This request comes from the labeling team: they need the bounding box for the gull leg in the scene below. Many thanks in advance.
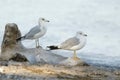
[72,50,80,61]
[36,39,39,48]
[38,38,40,47]
[35,39,38,48]
[73,50,77,58]
[36,39,42,48]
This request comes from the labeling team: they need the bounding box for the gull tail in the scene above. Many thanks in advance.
[16,36,25,42]
[47,45,61,50]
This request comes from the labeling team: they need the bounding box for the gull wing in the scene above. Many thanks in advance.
[25,25,41,39]
[60,37,80,49]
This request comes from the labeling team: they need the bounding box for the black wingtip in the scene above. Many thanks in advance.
[47,45,59,50]
[16,37,21,42]
[16,36,25,42]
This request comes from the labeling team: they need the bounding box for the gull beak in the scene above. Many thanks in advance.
[84,34,87,36]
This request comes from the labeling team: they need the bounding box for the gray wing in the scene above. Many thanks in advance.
[25,25,41,39]
[60,37,80,49]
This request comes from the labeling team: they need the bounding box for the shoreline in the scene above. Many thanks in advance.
[0,61,120,80]
[88,64,120,71]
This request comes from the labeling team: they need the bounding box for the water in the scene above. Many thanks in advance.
[0,0,120,68]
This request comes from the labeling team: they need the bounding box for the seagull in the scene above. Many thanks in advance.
[47,31,87,60]
[17,17,50,48]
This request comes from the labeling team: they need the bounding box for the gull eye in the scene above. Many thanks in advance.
[42,18,45,20]
[80,33,82,34]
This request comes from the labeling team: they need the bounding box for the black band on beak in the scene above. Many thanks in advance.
[84,34,87,36]
[47,20,50,22]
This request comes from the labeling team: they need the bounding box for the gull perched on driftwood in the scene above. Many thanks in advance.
[47,31,87,60]
[17,17,49,48]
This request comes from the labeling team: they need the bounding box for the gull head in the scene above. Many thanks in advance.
[38,17,50,26]
[76,31,87,37]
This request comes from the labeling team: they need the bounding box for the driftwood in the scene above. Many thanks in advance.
[0,23,25,60]
[0,23,86,66]
[0,23,66,63]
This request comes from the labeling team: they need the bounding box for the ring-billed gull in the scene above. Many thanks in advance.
[17,17,49,48]
[47,31,87,60]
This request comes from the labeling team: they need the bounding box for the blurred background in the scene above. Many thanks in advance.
[0,0,120,68]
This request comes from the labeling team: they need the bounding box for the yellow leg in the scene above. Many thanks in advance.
[72,50,80,61]
[73,50,77,58]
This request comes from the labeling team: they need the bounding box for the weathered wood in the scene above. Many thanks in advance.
[0,23,24,60]
[0,23,86,66]
[10,53,28,62]
[0,23,67,64]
